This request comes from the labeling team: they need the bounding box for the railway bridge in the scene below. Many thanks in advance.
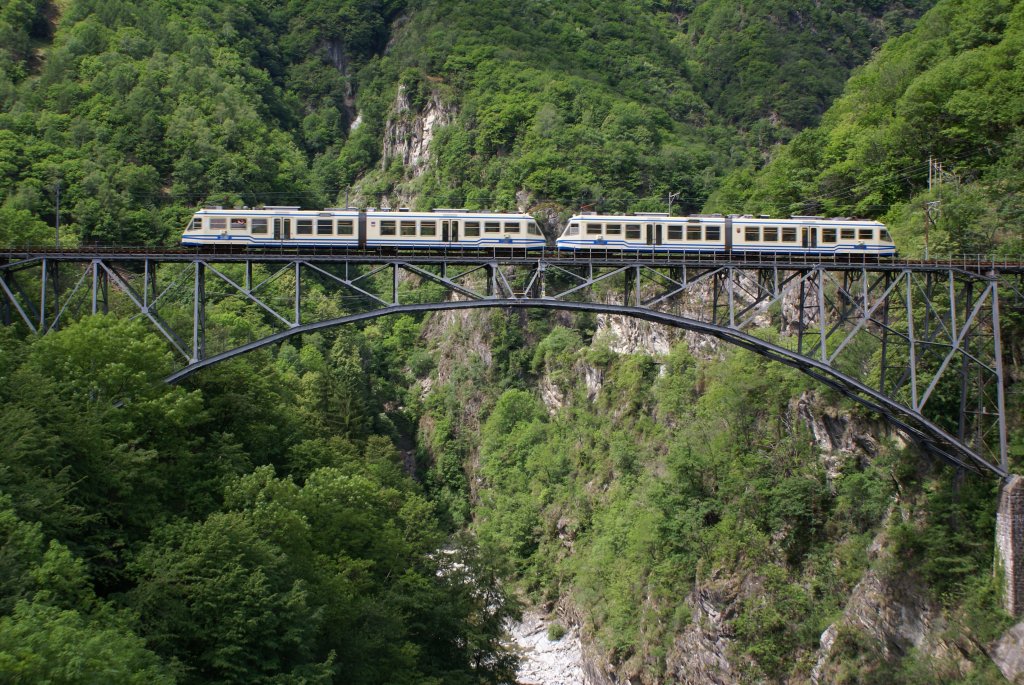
[2,247,1024,612]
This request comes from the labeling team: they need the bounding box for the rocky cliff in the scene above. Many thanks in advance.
[415,302,1014,684]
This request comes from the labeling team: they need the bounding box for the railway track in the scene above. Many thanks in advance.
[2,245,1023,274]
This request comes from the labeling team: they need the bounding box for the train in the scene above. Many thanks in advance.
[182,207,897,256]
[557,213,896,256]
[181,206,546,249]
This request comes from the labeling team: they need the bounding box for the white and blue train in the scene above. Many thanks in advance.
[182,207,896,257]
[181,206,546,249]
[556,213,896,256]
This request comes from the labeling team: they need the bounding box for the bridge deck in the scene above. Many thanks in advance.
[2,247,1023,275]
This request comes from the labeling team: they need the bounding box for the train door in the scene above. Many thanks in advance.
[646,224,662,245]
[801,225,816,249]
[449,220,459,243]
[274,218,290,241]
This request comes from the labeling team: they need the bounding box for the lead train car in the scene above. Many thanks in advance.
[556,213,897,256]
[181,207,546,249]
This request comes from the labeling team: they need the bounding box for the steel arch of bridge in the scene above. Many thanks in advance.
[1,249,1020,478]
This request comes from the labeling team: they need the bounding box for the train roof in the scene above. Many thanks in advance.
[567,213,883,225]
[194,207,535,218]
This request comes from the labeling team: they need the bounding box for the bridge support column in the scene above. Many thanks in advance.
[0,269,9,326]
[997,475,1024,616]
[192,262,205,363]
[91,261,108,315]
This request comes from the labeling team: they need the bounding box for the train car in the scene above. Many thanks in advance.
[555,213,897,256]
[556,213,726,253]
[181,207,547,249]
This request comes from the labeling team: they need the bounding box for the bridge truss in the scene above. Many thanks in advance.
[1,249,1020,478]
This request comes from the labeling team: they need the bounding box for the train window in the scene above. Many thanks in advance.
[586,223,602,235]
[626,224,641,239]
[782,226,797,242]
[566,223,579,236]
[337,220,353,235]
[687,224,702,241]
[251,218,268,235]
[297,219,313,235]
[420,221,436,236]
[400,220,416,236]
[504,221,520,233]
[210,218,227,230]
[880,229,892,242]
[821,228,837,243]
[745,225,760,241]
[190,217,202,231]
[464,221,480,237]
[841,228,856,240]
[605,224,621,235]
[763,226,778,242]
[381,220,396,236]
[858,228,874,240]
[668,225,683,240]
[705,224,721,241]
[528,222,542,236]
[485,221,501,233]
[230,217,247,231]
[317,219,333,235]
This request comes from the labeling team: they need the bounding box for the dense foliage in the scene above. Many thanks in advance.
[709,0,1024,258]
[423,314,1014,682]
[355,0,932,212]
[0,0,407,244]
[0,314,519,684]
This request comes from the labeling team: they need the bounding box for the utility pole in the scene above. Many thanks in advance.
[668,191,680,216]
[925,156,943,260]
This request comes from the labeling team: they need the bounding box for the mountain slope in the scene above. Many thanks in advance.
[706,0,1024,257]
[0,0,931,243]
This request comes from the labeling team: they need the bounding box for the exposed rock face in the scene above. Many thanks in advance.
[992,621,1024,684]
[538,359,604,414]
[665,575,743,685]
[810,567,976,683]
[422,306,493,389]
[997,476,1024,616]
[596,314,675,356]
[324,39,358,129]
[591,266,824,362]
[381,83,454,175]
[791,390,908,483]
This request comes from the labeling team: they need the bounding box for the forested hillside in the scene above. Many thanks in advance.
[429,309,1016,683]
[0,312,522,683]
[709,0,1024,257]
[0,0,928,243]
[2,0,1024,684]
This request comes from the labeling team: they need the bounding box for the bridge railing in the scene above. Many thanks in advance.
[1,245,1022,271]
